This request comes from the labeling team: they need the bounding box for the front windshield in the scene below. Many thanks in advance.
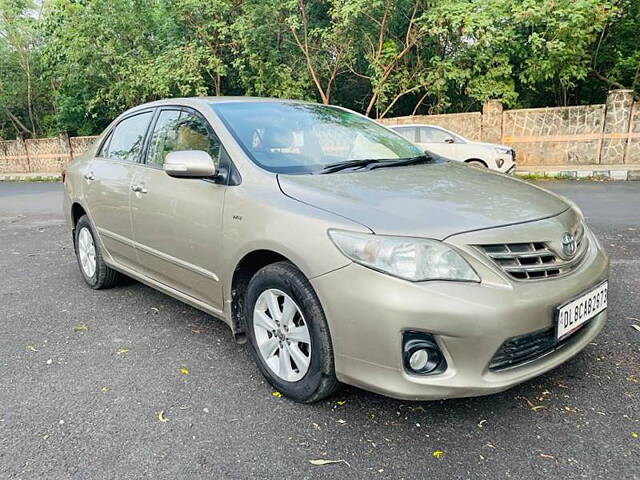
[211,101,423,174]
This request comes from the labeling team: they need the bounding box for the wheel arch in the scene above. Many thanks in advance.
[464,158,488,168]
[70,202,89,248]
[230,249,296,341]
[71,202,87,227]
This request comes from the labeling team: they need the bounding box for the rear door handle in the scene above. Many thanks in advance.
[131,184,148,194]
[84,172,95,181]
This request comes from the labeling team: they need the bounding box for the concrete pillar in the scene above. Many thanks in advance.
[481,100,503,144]
[58,132,72,169]
[599,89,634,164]
[16,137,31,173]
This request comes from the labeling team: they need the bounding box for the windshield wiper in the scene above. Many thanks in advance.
[316,158,382,174]
[367,154,435,170]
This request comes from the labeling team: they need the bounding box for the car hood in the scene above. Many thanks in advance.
[277,162,569,239]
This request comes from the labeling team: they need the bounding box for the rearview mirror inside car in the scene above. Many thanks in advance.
[444,137,454,144]
[164,150,216,178]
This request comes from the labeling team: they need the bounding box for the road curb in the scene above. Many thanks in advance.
[0,173,61,182]
[516,168,640,181]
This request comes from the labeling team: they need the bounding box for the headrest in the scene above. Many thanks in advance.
[261,126,293,149]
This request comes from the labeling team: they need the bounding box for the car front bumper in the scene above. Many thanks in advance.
[310,228,608,400]
[495,152,516,174]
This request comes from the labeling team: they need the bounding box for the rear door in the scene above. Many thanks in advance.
[82,110,154,269]
[129,107,226,309]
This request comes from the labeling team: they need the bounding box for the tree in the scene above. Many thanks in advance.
[0,0,44,137]
[0,0,636,138]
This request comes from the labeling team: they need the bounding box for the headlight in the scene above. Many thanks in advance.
[328,230,480,282]
[494,147,511,155]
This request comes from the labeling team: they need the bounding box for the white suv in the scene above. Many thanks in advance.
[390,124,516,174]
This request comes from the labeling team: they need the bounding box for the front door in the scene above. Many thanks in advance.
[417,126,460,160]
[130,107,226,309]
[82,110,154,269]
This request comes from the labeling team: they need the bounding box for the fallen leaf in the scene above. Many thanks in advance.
[117,348,129,355]
[337,419,346,424]
[100,386,110,392]
[309,459,349,466]
[180,367,190,375]
[478,419,487,428]
[46,359,52,365]
[272,391,282,398]
[520,396,546,411]
[631,432,638,439]
[336,400,346,406]
[540,454,555,460]
[157,411,168,422]
[432,450,444,459]
[42,434,49,440]
[26,344,38,352]
[74,324,88,332]
[631,324,640,332]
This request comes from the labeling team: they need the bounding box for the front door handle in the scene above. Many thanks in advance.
[84,172,95,181]
[131,184,148,194]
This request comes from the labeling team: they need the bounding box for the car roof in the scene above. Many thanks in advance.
[126,96,317,113]
[389,124,447,129]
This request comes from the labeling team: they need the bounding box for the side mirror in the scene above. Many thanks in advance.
[164,150,216,178]
[444,137,455,144]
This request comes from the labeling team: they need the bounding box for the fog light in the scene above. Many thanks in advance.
[409,349,429,370]
[402,332,447,375]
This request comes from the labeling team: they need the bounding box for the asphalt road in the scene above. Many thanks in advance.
[1,181,638,479]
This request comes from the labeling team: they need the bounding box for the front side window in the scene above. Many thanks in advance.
[212,102,423,174]
[147,109,220,167]
[106,112,153,162]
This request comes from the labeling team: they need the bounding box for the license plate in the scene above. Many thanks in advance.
[556,281,608,340]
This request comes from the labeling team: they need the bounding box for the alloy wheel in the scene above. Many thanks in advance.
[78,227,97,278]
[252,289,311,382]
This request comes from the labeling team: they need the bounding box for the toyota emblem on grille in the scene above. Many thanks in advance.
[561,232,577,258]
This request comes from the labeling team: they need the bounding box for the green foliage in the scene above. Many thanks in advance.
[0,0,638,138]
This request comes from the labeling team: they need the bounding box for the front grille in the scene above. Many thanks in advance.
[489,322,588,371]
[477,224,587,280]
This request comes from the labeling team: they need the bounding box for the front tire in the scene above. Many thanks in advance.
[244,261,339,403]
[466,159,488,168]
[74,215,120,289]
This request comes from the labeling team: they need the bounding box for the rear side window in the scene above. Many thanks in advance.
[394,127,417,142]
[420,127,453,143]
[146,109,221,167]
[106,112,153,162]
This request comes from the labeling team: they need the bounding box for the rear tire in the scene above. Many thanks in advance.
[244,261,339,403]
[74,215,120,289]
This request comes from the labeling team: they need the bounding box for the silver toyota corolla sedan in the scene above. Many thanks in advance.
[63,97,609,403]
